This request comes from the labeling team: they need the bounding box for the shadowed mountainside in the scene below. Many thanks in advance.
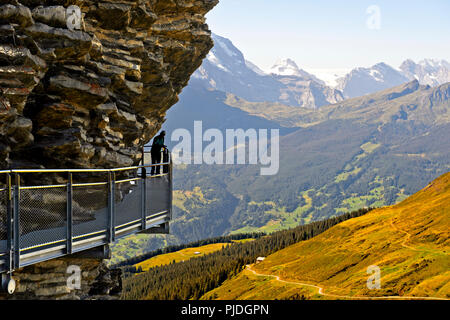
[163,80,450,236]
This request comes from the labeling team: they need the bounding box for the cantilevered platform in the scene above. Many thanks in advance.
[0,152,172,281]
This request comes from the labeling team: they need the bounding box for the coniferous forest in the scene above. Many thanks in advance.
[121,208,372,300]
[113,232,265,269]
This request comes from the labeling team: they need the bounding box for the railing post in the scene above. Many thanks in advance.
[107,171,115,243]
[6,173,13,273]
[161,149,165,175]
[66,172,73,254]
[13,174,20,269]
[141,167,147,230]
[168,152,173,220]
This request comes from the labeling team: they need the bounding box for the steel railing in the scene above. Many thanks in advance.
[0,150,173,274]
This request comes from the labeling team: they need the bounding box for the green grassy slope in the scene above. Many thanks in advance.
[203,173,450,300]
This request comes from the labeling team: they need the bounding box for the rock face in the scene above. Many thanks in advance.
[272,74,344,108]
[0,253,122,300]
[0,0,218,169]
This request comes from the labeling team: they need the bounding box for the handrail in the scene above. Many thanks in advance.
[0,162,170,174]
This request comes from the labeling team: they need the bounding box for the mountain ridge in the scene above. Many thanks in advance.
[223,80,450,128]
[193,33,450,107]
[336,62,411,98]
[193,33,345,109]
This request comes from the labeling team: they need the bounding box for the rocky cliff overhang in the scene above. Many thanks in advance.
[0,0,218,169]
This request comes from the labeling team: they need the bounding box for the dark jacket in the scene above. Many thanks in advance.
[151,134,165,154]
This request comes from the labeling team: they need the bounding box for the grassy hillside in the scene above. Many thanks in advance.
[132,239,257,273]
[109,234,178,266]
[203,172,450,300]
[120,208,371,300]
[134,243,231,272]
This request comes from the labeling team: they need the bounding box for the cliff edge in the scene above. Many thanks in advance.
[0,0,217,300]
[0,0,218,169]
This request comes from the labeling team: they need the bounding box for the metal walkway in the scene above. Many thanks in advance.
[0,151,172,278]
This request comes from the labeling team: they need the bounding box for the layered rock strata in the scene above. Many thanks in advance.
[0,0,218,169]
[0,252,122,300]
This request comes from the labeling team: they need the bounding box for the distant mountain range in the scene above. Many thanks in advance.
[115,34,450,263]
[192,34,344,109]
[335,62,411,99]
[224,80,450,128]
[193,33,450,105]
[337,59,450,99]
[400,59,450,87]
[269,58,324,84]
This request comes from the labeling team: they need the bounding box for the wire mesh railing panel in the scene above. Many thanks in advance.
[0,155,172,272]
[0,188,7,252]
[73,184,108,238]
[115,179,142,227]
[146,175,170,217]
[19,187,67,249]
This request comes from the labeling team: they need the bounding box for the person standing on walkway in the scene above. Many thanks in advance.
[150,131,166,175]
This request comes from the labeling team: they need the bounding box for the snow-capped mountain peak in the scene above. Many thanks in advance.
[336,62,411,98]
[302,68,351,88]
[192,36,343,109]
[418,58,448,68]
[213,35,238,58]
[191,33,449,108]
[400,58,450,87]
[245,60,267,76]
[268,58,327,85]
[269,58,303,76]
[208,34,246,67]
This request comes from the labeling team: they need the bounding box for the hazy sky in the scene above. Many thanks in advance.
[206,0,450,71]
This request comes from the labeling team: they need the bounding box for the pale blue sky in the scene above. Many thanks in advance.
[206,0,450,70]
